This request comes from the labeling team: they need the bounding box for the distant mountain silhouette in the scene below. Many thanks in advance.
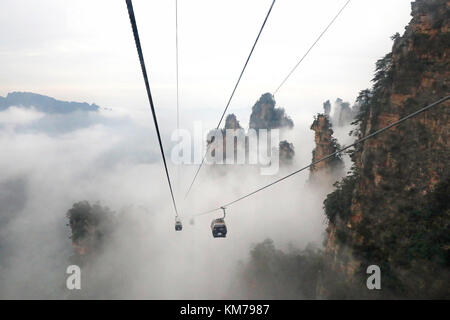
[0,92,99,114]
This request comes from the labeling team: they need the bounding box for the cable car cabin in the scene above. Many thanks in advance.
[211,218,227,238]
[175,220,183,231]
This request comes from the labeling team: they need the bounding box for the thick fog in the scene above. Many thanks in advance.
[0,99,357,299]
[0,0,426,300]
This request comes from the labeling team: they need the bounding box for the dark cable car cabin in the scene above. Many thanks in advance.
[211,207,227,238]
[175,219,183,231]
[211,218,227,238]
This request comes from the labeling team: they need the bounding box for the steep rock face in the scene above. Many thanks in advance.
[332,98,354,127]
[309,114,344,186]
[321,0,450,299]
[249,93,295,165]
[249,93,294,130]
[207,94,296,165]
[279,140,295,166]
[323,100,331,116]
[224,113,242,130]
[207,114,245,163]
[321,98,359,128]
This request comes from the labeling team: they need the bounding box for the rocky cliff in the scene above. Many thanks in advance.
[309,114,344,186]
[207,114,245,164]
[249,93,294,130]
[332,98,357,127]
[320,0,450,299]
[248,93,295,165]
[207,93,295,165]
[320,98,359,127]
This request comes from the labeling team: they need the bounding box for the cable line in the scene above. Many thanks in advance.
[185,0,277,199]
[175,0,180,135]
[126,0,179,217]
[191,95,450,217]
[273,0,351,95]
[175,0,181,200]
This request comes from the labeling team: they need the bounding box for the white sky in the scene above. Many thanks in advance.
[0,0,413,131]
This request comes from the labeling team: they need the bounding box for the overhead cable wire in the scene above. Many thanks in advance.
[175,0,181,200]
[191,95,450,217]
[175,0,180,135]
[185,0,277,199]
[126,0,179,217]
[273,0,351,95]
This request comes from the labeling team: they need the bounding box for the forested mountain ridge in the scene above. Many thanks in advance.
[0,92,99,113]
[319,0,450,299]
